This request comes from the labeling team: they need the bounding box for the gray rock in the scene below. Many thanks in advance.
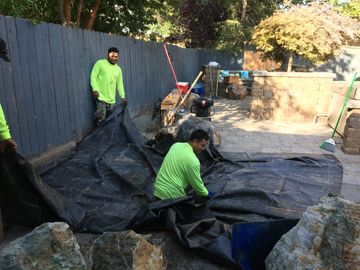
[265,195,360,270]
[175,115,221,146]
[91,230,166,270]
[0,222,86,270]
[227,84,248,100]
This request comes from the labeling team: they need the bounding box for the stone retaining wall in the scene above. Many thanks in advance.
[250,72,336,121]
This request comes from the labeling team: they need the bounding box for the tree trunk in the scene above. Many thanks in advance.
[63,0,72,26]
[287,52,293,72]
[86,0,101,30]
[76,0,83,27]
[241,0,247,22]
[58,0,65,24]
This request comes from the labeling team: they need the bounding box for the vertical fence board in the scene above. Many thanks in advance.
[24,21,47,154]
[82,29,97,133]
[15,18,40,155]
[33,22,60,148]
[62,27,79,139]
[6,17,32,155]
[49,24,72,144]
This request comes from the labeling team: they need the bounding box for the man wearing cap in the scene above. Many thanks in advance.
[0,38,17,152]
[90,47,127,125]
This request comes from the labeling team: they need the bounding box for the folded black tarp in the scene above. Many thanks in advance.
[0,107,343,269]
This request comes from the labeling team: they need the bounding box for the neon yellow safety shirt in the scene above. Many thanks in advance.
[90,59,125,104]
[0,103,11,140]
[154,142,209,200]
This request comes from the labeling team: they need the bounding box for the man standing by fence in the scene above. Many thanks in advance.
[0,38,17,152]
[90,47,127,125]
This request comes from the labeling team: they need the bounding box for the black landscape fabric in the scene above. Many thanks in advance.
[0,107,343,267]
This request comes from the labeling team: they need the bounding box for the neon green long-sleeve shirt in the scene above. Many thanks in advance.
[0,103,11,140]
[154,142,209,200]
[90,59,125,104]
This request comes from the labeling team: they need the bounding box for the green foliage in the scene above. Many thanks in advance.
[251,3,359,66]
[159,0,284,50]
[288,0,360,19]
[214,20,245,52]
[92,0,163,36]
[144,2,179,42]
[0,0,59,23]
[339,0,360,18]
[0,0,163,36]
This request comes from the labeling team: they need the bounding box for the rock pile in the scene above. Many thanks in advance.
[266,195,360,270]
[0,223,166,270]
[0,222,86,270]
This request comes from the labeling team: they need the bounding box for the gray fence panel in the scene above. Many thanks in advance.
[62,26,78,139]
[80,30,94,136]
[6,17,33,155]
[49,24,73,146]
[34,22,62,149]
[0,16,242,157]
[19,19,46,155]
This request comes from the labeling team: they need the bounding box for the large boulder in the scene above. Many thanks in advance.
[266,195,360,270]
[227,84,248,100]
[0,222,86,270]
[91,230,166,270]
[175,115,221,146]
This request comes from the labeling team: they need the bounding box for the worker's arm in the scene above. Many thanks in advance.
[186,162,209,197]
[0,104,11,141]
[0,104,17,151]
[90,61,101,98]
[116,68,126,100]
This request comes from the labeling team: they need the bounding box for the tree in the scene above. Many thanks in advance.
[214,20,245,52]
[0,0,162,34]
[211,0,284,52]
[251,3,359,71]
[173,0,228,48]
[336,0,360,19]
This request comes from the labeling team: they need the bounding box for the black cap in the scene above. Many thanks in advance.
[0,38,10,62]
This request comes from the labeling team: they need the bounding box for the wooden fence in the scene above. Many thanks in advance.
[0,16,242,157]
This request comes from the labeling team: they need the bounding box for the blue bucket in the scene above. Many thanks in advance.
[191,83,205,97]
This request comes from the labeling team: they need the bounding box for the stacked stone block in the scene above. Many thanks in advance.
[250,77,277,119]
[342,112,360,154]
[250,72,335,121]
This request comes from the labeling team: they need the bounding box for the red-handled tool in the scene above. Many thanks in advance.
[163,44,182,96]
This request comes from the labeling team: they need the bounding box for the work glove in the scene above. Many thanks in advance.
[0,138,17,152]
[207,191,215,198]
[92,91,99,99]
[121,98,127,107]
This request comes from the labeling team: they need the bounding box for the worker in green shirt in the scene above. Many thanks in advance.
[154,129,215,200]
[0,38,17,152]
[90,47,127,125]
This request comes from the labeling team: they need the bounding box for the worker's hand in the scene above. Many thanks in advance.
[0,138,17,152]
[121,98,127,106]
[92,91,99,99]
[207,191,215,198]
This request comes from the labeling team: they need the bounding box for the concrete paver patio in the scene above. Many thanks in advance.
[211,98,360,202]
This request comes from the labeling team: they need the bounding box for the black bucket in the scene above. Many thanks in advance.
[191,98,215,117]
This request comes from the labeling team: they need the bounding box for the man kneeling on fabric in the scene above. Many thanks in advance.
[154,129,215,200]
